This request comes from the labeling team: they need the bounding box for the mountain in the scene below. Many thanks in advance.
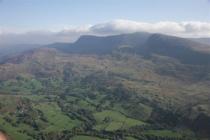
[0,44,41,63]
[144,34,210,65]
[49,32,150,54]
[0,33,210,140]
[191,38,210,46]
[54,32,210,65]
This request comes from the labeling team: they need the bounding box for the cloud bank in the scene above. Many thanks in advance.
[1,19,210,45]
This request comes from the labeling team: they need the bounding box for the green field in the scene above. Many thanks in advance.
[0,116,32,140]
[72,135,108,140]
[125,137,138,140]
[94,110,146,131]
[34,102,81,132]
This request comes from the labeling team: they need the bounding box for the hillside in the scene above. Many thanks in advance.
[0,33,210,140]
[54,33,210,65]
[0,44,41,63]
[191,38,210,46]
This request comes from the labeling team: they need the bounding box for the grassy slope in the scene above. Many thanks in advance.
[94,110,145,131]
[34,102,81,132]
[0,48,209,139]
[0,116,32,140]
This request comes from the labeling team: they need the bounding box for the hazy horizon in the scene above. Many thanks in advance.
[0,0,210,44]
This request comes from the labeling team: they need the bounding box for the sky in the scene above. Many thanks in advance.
[0,0,210,44]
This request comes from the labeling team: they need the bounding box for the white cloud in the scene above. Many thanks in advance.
[90,20,185,35]
[1,19,210,45]
[90,20,210,37]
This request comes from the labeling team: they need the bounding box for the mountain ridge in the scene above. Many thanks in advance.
[50,32,210,65]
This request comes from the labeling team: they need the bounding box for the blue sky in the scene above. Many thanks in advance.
[0,0,210,30]
[0,0,210,45]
